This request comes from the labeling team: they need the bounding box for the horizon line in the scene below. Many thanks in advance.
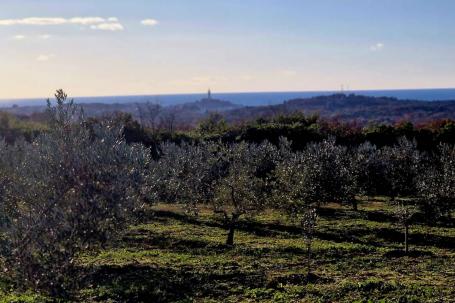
[1,86,455,102]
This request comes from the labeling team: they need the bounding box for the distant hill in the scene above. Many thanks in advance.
[2,88,455,108]
[222,94,455,125]
[2,94,455,127]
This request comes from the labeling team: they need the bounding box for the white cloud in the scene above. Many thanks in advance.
[0,17,67,26]
[13,34,26,40]
[370,42,384,52]
[90,23,124,31]
[69,17,106,25]
[141,19,159,27]
[39,34,51,39]
[0,17,121,27]
[36,54,54,62]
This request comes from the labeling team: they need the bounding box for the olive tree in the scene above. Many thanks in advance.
[379,137,421,202]
[418,143,455,220]
[393,200,418,254]
[0,90,151,296]
[351,142,387,201]
[302,138,357,209]
[273,138,319,277]
[152,140,277,246]
[377,138,422,253]
[152,140,222,214]
[213,141,277,246]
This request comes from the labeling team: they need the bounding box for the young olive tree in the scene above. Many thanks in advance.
[213,141,277,246]
[273,138,319,277]
[301,208,318,277]
[378,138,422,253]
[395,200,417,254]
[418,143,455,220]
[393,200,418,254]
[0,90,151,296]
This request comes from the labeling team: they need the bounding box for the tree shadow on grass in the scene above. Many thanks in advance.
[383,249,434,258]
[316,207,453,227]
[149,210,224,229]
[234,220,455,249]
[120,232,229,253]
[83,263,266,303]
[149,209,455,251]
[374,228,455,249]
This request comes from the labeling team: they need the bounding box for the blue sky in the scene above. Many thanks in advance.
[0,0,454,98]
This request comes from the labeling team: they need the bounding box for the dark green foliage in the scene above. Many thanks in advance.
[197,112,228,135]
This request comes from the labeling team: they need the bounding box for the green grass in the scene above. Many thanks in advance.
[3,200,455,302]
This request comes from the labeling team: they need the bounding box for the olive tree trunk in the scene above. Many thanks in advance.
[306,240,312,277]
[226,214,240,246]
[404,223,409,254]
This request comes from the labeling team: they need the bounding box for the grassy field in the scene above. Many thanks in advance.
[2,200,454,303]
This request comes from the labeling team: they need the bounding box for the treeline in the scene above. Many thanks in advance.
[193,112,455,150]
[0,91,453,298]
[2,103,455,151]
[103,111,455,154]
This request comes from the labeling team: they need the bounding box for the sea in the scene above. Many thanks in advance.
[1,88,455,108]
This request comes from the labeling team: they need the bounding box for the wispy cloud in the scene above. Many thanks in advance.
[90,23,124,31]
[0,17,124,31]
[141,19,159,27]
[12,34,26,40]
[370,42,384,52]
[39,34,51,39]
[36,54,55,62]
